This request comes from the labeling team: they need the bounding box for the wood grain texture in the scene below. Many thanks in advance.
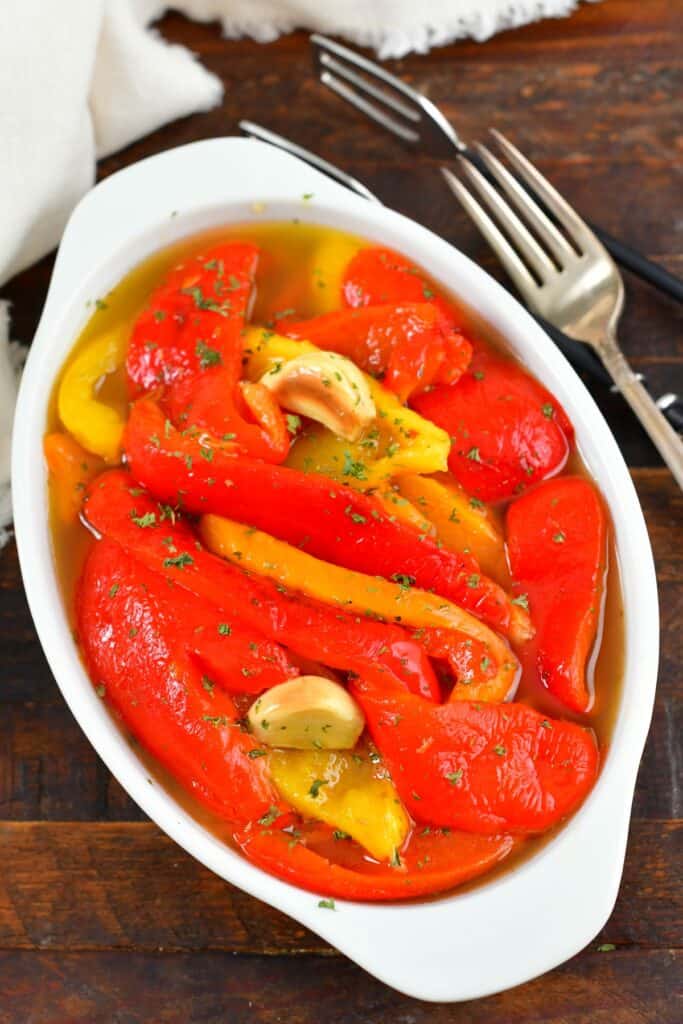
[0,950,681,1024]
[0,0,681,1018]
[0,820,679,953]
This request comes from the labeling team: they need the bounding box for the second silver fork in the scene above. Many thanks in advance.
[443,132,683,489]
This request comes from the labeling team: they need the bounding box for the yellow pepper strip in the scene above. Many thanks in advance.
[200,514,520,702]
[396,473,510,586]
[269,748,409,861]
[242,328,450,487]
[308,236,364,314]
[57,327,128,462]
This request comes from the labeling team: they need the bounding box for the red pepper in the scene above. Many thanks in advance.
[506,476,607,714]
[283,303,472,402]
[341,246,465,329]
[126,243,288,463]
[351,678,599,834]
[77,538,281,824]
[83,470,442,701]
[232,819,520,901]
[412,346,574,502]
[122,398,529,642]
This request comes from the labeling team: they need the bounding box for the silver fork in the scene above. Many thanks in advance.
[443,132,683,488]
[311,33,683,306]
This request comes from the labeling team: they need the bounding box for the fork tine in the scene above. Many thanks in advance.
[311,34,465,155]
[312,34,428,109]
[473,144,576,265]
[441,168,539,298]
[319,53,420,123]
[490,130,596,253]
[456,157,556,282]
[320,70,420,144]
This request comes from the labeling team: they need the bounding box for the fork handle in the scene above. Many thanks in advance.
[590,226,683,305]
[602,343,683,489]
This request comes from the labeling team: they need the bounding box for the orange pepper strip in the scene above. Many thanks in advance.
[44,433,104,524]
[199,513,520,702]
[396,473,510,585]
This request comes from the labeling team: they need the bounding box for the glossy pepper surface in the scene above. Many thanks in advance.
[413,347,574,503]
[126,242,289,462]
[282,303,472,402]
[122,398,530,642]
[232,819,519,901]
[352,678,599,834]
[77,538,281,824]
[82,470,442,701]
[507,475,607,713]
[200,513,519,702]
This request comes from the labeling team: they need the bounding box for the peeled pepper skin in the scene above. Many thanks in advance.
[269,749,410,862]
[122,398,527,641]
[77,539,280,825]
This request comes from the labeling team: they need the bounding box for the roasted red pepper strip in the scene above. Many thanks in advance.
[83,470,442,700]
[412,346,574,503]
[352,679,599,834]
[232,820,519,901]
[507,476,607,714]
[122,399,530,642]
[282,303,472,402]
[77,538,280,824]
[342,246,464,328]
[126,243,288,462]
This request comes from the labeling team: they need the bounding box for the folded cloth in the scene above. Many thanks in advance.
[0,0,595,547]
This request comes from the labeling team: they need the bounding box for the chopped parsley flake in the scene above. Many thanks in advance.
[258,806,280,826]
[163,553,193,569]
[130,511,156,528]
[342,451,368,480]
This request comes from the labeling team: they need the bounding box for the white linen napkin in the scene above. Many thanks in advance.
[0,0,595,547]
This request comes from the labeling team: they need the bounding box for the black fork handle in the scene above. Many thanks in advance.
[589,226,683,304]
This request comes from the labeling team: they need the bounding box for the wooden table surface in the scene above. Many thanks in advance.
[1,2,681,1020]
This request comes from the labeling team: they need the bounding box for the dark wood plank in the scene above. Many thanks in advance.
[0,820,679,953]
[0,949,680,1023]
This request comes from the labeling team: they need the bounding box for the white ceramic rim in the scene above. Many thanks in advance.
[12,139,659,1002]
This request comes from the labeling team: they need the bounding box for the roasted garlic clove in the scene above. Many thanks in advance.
[247,675,365,750]
[259,351,375,442]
